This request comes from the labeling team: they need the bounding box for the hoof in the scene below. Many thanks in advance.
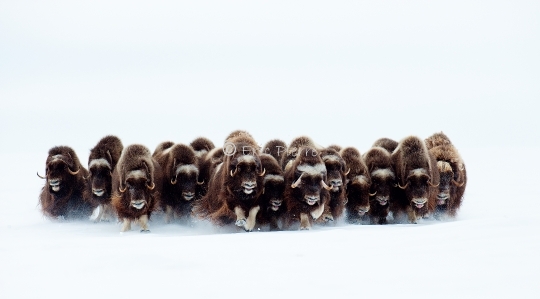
[235,219,246,227]
[140,229,151,233]
[300,226,311,231]
[323,214,334,222]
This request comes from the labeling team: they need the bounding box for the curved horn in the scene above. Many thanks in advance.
[146,182,155,190]
[369,191,377,197]
[230,166,238,177]
[37,172,47,179]
[428,180,440,187]
[321,180,333,191]
[452,179,465,187]
[68,167,80,175]
[291,173,304,188]
[119,185,127,193]
[170,176,177,185]
[258,168,266,177]
[397,181,409,189]
[106,150,113,166]
[197,179,205,185]
[344,168,350,176]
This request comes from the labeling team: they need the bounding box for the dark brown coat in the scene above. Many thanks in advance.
[153,142,202,223]
[340,147,371,224]
[372,138,399,153]
[87,135,123,222]
[38,146,94,219]
[111,144,163,232]
[256,153,286,230]
[193,132,265,231]
[363,146,396,224]
[317,148,347,223]
[390,136,440,224]
[196,146,224,199]
[262,139,287,165]
[425,132,467,218]
[190,137,215,157]
[283,146,331,230]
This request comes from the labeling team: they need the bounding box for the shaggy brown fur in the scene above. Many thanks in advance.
[327,144,342,153]
[38,146,94,219]
[425,132,467,218]
[256,153,286,230]
[111,144,163,232]
[363,146,396,224]
[193,132,265,231]
[262,139,287,165]
[283,146,331,230]
[372,138,399,153]
[190,137,215,158]
[317,148,347,223]
[153,142,201,223]
[340,147,371,224]
[424,132,452,149]
[390,136,440,224]
[281,136,317,171]
[196,146,224,199]
[87,135,123,222]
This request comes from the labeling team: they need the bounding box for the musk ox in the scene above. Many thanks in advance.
[193,132,265,232]
[195,146,224,199]
[327,144,342,153]
[317,148,348,223]
[363,146,396,224]
[87,135,123,222]
[38,146,94,219]
[256,153,286,230]
[283,146,332,230]
[372,138,399,153]
[111,144,163,232]
[391,136,440,224]
[340,147,371,224]
[425,132,467,218]
[263,139,288,165]
[153,142,203,223]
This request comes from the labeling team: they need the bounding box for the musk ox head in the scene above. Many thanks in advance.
[397,168,438,209]
[347,175,371,216]
[289,147,332,206]
[167,144,204,201]
[227,153,266,200]
[37,147,83,195]
[87,154,113,199]
[320,148,348,193]
[259,154,285,212]
[118,163,156,210]
[436,160,465,205]
[369,168,395,207]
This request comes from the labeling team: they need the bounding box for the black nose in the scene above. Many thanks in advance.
[331,179,342,186]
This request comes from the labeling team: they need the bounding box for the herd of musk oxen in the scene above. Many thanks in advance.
[37,131,467,232]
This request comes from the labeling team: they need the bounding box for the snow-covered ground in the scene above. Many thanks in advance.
[1,1,539,298]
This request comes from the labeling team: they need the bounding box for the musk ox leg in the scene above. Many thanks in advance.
[244,205,260,232]
[139,214,150,233]
[234,206,247,227]
[299,213,311,230]
[121,218,131,232]
[165,205,174,224]
[94,204,105,223]
[310,203,325,220]
[406,206,418,224]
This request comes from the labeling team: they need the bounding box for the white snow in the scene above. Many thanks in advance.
[1,1,540,298]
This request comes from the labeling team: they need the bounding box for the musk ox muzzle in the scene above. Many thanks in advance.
[270,199,282,211]
[49,179,61,192]
[182,191,195,201]
[412,198,428,209]
[375,195,389,206]
[131,199,147,210]
[304,195,320,205]
[241,181,257,195]
[357,206,370,216]
[93,188,105,197]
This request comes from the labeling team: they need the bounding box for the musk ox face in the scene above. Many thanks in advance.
[88,158,112,198]
[436,161,464,206]
[171,164,201,201]
[263,175,285,211]
[291,163,332,206]
[399,168,434,209]
[347,176,370,216]
[370,168,395,206]
[228,154,265,199]
[120,170,155,210]
[40,155,81,194]
[322,155,347,193]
